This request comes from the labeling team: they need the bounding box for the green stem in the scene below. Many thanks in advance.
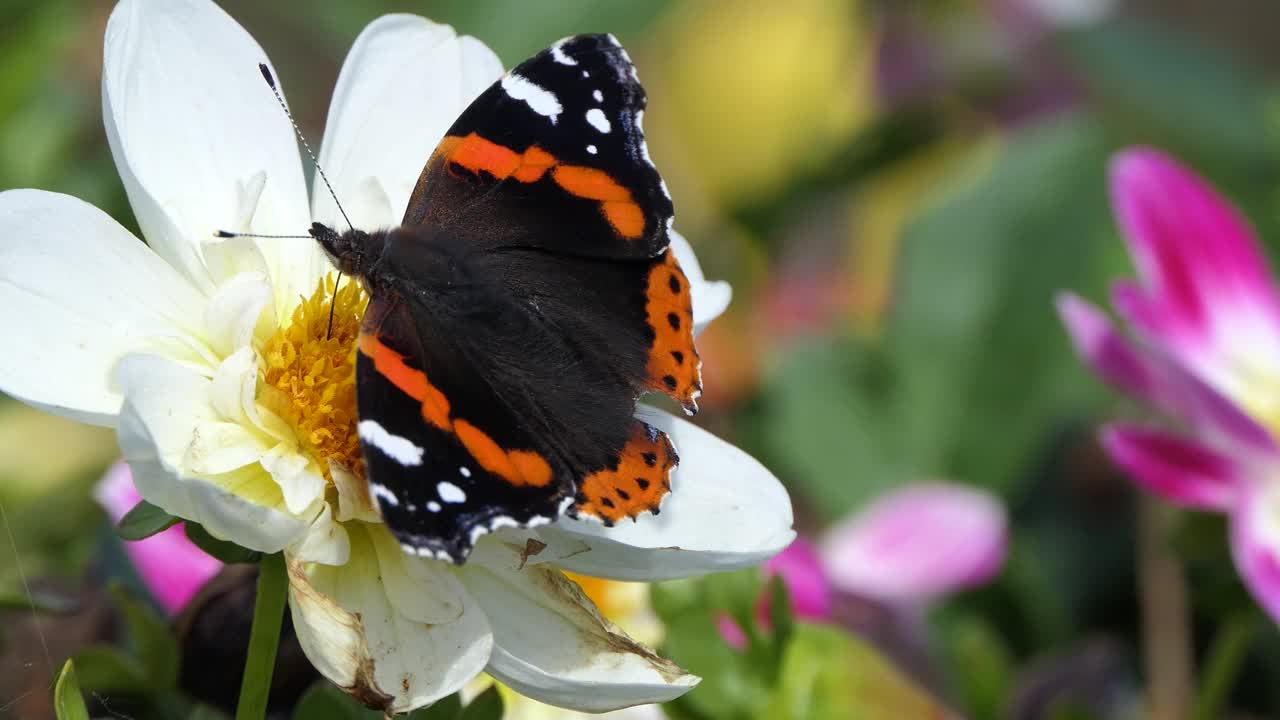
[236,553,289,720]
[1192,613,1254,720]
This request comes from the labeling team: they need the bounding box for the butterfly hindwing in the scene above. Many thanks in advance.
[404,34,673,259]
[355,291,574,562]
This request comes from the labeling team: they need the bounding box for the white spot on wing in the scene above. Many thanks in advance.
[501,73,562,124]
[438,481,467,503]
[593,89,604,102]
[370,483,399,507]
[459,466,472,478]
[550,39,578,66]
[587,144,598,155]
[358,420,424,466]
[427,501,441,513]
[586,108,612,134]
[582,70,590,78]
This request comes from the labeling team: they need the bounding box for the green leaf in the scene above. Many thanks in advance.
[109,583,180,688]
[935,612,1013,720]
[410,693,463,719]
[72,645,151,693]
[188,704,232,720]
[762,624,952,720]
[53,659,90,720]
[116,500,181,541]
[293,682,385,719]
[185,522,262,564]
[767,576,795,659]
[457,685,504,720]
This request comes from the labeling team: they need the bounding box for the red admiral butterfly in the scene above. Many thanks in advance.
[310,34,702,564]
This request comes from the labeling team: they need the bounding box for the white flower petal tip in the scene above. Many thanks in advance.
[316,13,502,226]
[462,540,698,712]
[0,189,206,426]
[289,524,492,714]
[115,353,310,554]
[669,230,732,332]
[537,406,794,581]
[821,482,1008,603]
[103,0,318,301]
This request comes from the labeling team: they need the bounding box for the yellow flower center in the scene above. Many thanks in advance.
[259,276,367,482]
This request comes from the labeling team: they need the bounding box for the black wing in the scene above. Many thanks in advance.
[402,34,674,259]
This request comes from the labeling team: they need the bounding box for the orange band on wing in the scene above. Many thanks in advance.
[438,133,647,239]
[357,333,452,430]
[454,420,553,488]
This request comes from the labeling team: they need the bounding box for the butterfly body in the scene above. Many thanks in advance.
[311,34,700,564]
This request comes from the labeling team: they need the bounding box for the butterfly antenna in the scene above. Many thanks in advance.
[256,63,349,339]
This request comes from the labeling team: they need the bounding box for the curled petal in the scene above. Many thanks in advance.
[315,14,502,227]
[0,190,207,425]
[460,540,697,712]
[93,462,222,615]
[669,230,732,333]
[820,482,1007,603]
[116,353,310,553]
[534,406,794,581]
[288,524,490,714]
[103,0,321,303]
[1101,425,1240,511]
[1231,484,1280,624]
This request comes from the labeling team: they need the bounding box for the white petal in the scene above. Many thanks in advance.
[534,406,794,581]
[0,189,207,426]
[204,271,275,357]
[315,14,502,227]
[183,420,270,475]
[115,353,310,552]
[290,501,351,566]
[670,230,732,333]
[332,462,382,523]
[288,524,491,714]
[460,540,697,712]
[260,444,327,515]
[102,0,322,305]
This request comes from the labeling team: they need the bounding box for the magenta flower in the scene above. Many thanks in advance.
[820,483,1007,604]
[1057,147,1280,621]
[763,537,834,620]
[94,462,222,615]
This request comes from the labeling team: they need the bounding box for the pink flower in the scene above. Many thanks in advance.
[820,483,1007,604]
[94,462,222,615]
[1057,147,1280,622]
[762,537,833,621]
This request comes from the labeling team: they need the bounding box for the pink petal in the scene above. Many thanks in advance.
[761,537,833,621]
[94,462,222,615]
[1101,425,1239,511]
[1109,148,1280,368]
[716,613,748,651]
[820,483,1007,604]
[1231,487,1280,624]
[1056,292,1155,399]
[1056,292,1275,455]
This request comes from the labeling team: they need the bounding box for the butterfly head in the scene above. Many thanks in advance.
[310,222,385,279]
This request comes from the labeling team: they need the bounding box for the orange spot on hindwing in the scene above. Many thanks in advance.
[643,251,701,413]
[437,133,647,239]
[574,421,676,524]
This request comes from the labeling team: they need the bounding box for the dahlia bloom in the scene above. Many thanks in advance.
[0,0,793,712]
[1058,147,1280,622]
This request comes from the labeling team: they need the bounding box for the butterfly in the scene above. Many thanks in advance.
[310,34,701,564]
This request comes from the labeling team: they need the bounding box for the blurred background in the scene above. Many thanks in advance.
[5,0,1280,718]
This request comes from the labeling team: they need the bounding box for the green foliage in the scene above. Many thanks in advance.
[53,659,90,720]
[653,571,949,720]
[291,682,500,720]
[116,501,181,541]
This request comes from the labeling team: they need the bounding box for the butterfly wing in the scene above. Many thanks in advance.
[403,34,673,259]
